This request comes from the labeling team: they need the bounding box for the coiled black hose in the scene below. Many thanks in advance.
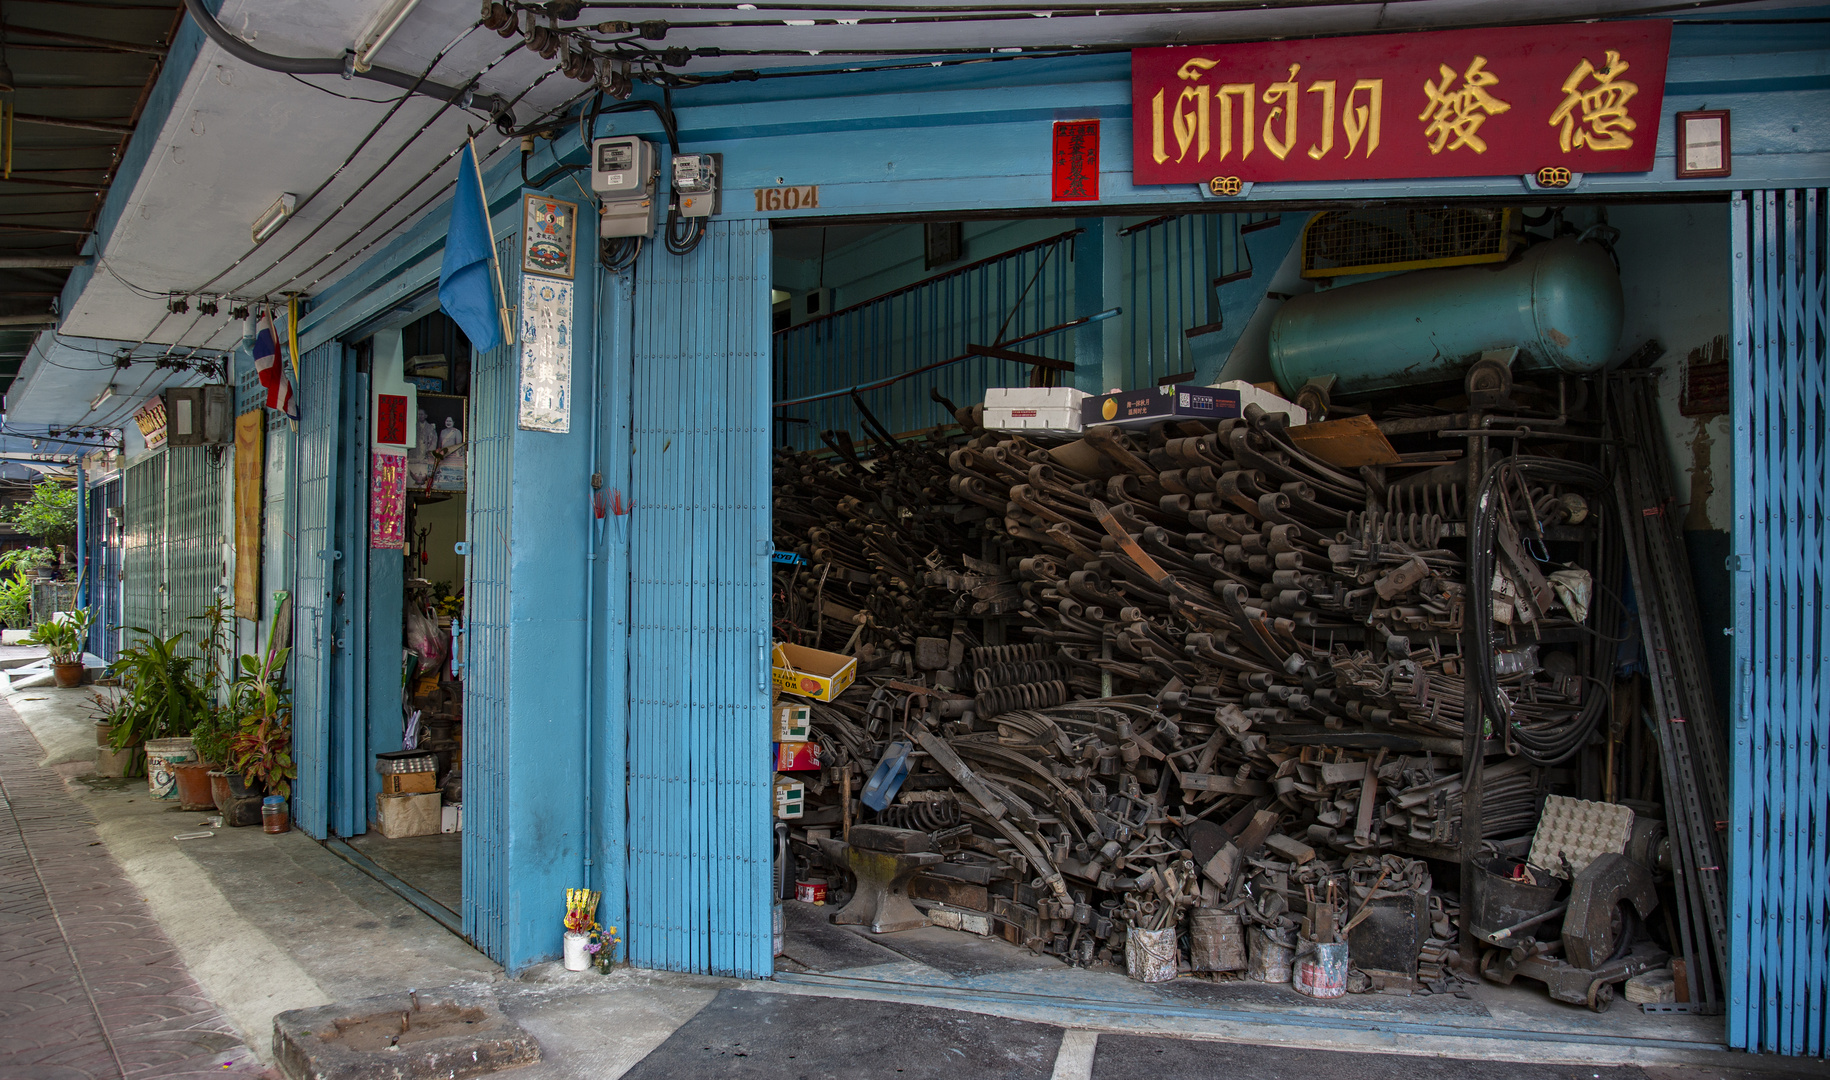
[1467,454,1624,766]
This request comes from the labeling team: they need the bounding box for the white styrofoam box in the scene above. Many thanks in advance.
[1212,380,1308,427]
[1528,795,1634,879]
[983,387,1088,437]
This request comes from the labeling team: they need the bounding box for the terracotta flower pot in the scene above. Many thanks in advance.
[52,661,84,688]
[172,762,215,811]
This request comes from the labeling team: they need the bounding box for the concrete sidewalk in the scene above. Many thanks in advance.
[0,678,1813,1080]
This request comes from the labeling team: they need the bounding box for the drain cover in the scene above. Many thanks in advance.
[273,988,540,1080]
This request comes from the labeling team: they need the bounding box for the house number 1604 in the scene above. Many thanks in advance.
[754,185,819,211]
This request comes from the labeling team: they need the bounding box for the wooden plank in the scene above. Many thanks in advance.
[1286,414,1401,467]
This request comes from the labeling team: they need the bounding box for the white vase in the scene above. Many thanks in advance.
[563,931,590,971]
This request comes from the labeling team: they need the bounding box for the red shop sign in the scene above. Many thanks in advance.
[1132,21,1670,186]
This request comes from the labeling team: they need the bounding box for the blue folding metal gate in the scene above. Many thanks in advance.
[1730,189,1830,1056]
[292,342,345,840]
[626,219,774,977]
[463,233,519,962]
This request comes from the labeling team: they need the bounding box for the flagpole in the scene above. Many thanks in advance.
[468,137,515,349]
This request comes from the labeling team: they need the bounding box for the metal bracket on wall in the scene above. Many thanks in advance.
[454,542,471,556]
[319,549,342,561]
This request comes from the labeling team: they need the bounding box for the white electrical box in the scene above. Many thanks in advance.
[983,387,1088,438]
[591,136,658,238]
[672,154,718,218]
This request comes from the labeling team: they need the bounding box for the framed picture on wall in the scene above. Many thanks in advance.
[408,393,468,492]
[522,195,578,280]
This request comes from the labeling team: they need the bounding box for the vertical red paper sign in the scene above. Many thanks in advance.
[1052,120,1100,202]
[371,452,406,549]
[376,393,408,445]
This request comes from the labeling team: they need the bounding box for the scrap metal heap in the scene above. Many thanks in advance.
[773,374,1714,1003]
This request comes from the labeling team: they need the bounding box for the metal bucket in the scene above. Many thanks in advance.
[1293,940,1350,998]
[1189,909,1247,972]
[1470,856,1562,945]
[1126,926,1178,982]
[1247,925,1295,983]
[144,738,196,800]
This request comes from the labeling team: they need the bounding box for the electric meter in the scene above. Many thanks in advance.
[672,154,719,219]
[591,136,658,238]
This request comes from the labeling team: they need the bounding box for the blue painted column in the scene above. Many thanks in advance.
[491,179,601,971]
[1071,217,1126,393]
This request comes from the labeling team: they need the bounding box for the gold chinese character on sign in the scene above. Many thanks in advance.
[1549,50,1638,152]
[1419,56,1511,154]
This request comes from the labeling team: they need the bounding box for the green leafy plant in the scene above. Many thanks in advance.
[188,603,234,707]
[190,707,235,767]
[85,689,144,776]
[23,608,92,665]
[0,571,31,629]
[229,639,294,797]
[107,629,210,750]
[0,546,55,577]
[3,481,78,549]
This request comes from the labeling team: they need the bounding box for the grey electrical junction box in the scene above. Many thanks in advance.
[591,136,658,238]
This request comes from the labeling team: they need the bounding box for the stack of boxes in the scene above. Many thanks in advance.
[769,642,857,822]
[375,751,442,838]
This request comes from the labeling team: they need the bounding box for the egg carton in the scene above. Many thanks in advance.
[376,752,439,775]
[1528,794,1634,879]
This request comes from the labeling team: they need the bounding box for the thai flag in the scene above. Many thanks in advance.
[253,308,298,420]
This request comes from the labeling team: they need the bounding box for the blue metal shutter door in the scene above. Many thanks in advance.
[1730,189,1829,1056]
[627,219,773,977]
[292,343,345,840]
[462,230,520,962]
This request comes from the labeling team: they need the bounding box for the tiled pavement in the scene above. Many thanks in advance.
[0,699,274,1079]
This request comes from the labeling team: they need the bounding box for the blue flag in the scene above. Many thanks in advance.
[438,142,503,354]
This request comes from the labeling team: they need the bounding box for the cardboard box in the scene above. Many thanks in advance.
[377,792,441,838]
[771,643,857,702]
[774,741,821,771]
[1082,384,1240,429]
[774,704,811,742]
[381,771,438,796]
[774,776,805,819]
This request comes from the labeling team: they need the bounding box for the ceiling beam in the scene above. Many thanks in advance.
[0,256,88,268]
[0,222,91,235]
[10,114,136,136]
[3,27,169,57]
[0,315,58,326]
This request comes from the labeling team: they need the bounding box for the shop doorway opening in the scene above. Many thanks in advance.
[335,307,473,925]
[764,201,1737,1048]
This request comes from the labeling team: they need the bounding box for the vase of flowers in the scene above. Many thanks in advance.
[563,888,619,972]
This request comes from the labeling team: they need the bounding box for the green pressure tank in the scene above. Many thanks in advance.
[1267,237,1624,398]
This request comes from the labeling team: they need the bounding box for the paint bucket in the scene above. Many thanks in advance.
[773,903,786,958]
[1125,926,1178,983]
[796,879,828,905]
[563,931,591,971]
[144,738,196,800]
[1294,940,1350,999]
[1189,909,1247,972]
[1247,925,1295,983]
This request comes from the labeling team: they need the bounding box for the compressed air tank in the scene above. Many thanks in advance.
[1267,237,1624,398]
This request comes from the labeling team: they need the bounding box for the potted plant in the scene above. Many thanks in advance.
[86,687,143,777]
[229,642,295,828]
[109,629,209,799]
[23,608,92,687]
[176,707,231,812]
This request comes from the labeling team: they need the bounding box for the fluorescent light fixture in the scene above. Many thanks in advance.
[353,0,424,72]
[90,384,115,411]
[252,193,297,242]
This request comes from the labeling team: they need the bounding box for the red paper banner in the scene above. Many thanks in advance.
[1053,119,1101,201]
[371,452,406,549]
[1132,21,1670,186]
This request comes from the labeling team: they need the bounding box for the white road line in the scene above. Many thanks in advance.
[1050,1028,1099,1080]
